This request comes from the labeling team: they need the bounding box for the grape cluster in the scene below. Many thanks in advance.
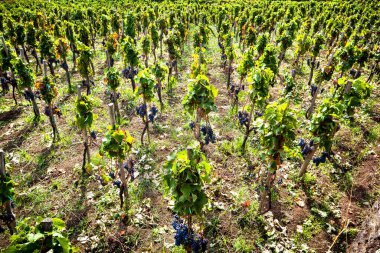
[122,67,138,79]
[113,179,121,188]
[136,104,147,118]
[189,121,195,130]
[229,83,242,96]
[307,59,320,69]
[298,138,315,157]
[109,92,120,102]
[349,68,361,79]
[81,79,95,88]
[201,125,216,145]
[255,111,263,117]
[148,105,158,123]
[310,85,317,97]
[312,152,329,166]
[23,90,35,101]
[108,171,115,179]
[1,76,10,93]
[60,61,69,71]
[172,215,208,253]
[238,111,249,127]
[90,130,97,140]
[123,161,136,181]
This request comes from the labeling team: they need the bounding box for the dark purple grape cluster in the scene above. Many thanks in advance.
[310,85,317,97]
[307,59,320,69]
[0,76,9,93]
[122,67,138,79]
[113,179,121,188]
[81,79,95,88]
[201,125,216,145]
[136,104,147,118]
[349,69,361,78]
[23,90,35,101]
[189,121,195,130]
[172,215,208,253]
[60,61,69,71]
[238,111,249,127]
[148,105,158,123]
[298,138,315,157]
[108,171,115,179]
[229,83,241,96]
[123,162,136,181]
[90,130,97,140]
[109,92,120,102]
[312,152,329,166]
[255,111,263,117]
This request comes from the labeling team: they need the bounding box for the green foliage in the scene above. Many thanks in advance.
[150,23,159,47]
[237,46,255,78]
[0,40,15,71]
[311,33,325,57]
[15,23,25,46]
[125,12,136,38]
[256,33,269,56]
[193,24,211,48]
[336,77,372,116]
[166,33,180,60]
[135,68,156,102]
[257,100,298,156]
[78,24,90,46]
[100,126,134,160]
[105,33,118,56]
[39,32,54,59]
[35,76,58,104]
[183,75,217,115]
[105,67,121,90]
[4,217,78,253]
[122,36,139,67]
[141,35,151,55]
[336,42,358,73]
[0,173,14,204]
[190,47,208,78]
[55,38,70,60]
[163,146,211,216]
[310,99,343,152]
[258,44,278,77]
[77,43,93,78]
[12,57,35,89]
[26,23,37,47]
[151,61,168,81]
[247,66,273,106]
[75,95,95,130]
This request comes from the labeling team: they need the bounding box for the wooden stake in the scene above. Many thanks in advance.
[108,103,116,126]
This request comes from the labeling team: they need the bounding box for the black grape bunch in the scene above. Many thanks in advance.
[298,138,314,157]
[136,104,147,118]
[312,152,329,166]
[172,215,208,253]
[122,67,138,79]
[148,105,158,123]
[123,160,136,181]
[201,124,216,145]
[238,111,249,127]
[229,83,244,98]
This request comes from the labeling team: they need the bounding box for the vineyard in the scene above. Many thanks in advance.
[0,0,379,252]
